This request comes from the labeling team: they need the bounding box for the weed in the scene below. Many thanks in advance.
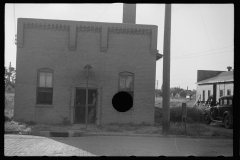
[61,117,70,125]
[155,106,203,124]
[5,121,31,133]
[5,110,13,122]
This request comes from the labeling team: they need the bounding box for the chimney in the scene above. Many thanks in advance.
[227,66,232,71]
[122,4,136,24]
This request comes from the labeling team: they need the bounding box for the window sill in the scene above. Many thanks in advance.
[35,104,54,108]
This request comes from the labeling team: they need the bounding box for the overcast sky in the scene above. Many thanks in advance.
[5,3,234,90]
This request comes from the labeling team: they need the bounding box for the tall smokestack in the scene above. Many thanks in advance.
[123,4,136,24]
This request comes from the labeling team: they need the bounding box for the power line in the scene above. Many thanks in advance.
[95,4,110,22]
[171,45,233,58]
[198,6,220,69]
[77,4,110,42]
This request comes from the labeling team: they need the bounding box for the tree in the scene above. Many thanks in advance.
[179,90,187,97]
[170,87,183,97]
[5,62,16,87]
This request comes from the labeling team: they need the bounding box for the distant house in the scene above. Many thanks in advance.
[175,93,180,98]
[196,67,234,103]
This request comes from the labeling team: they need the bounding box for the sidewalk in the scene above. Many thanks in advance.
[4,134,233,156]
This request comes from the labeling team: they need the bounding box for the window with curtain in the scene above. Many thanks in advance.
[119,72,134,98]
[37,69,53,105]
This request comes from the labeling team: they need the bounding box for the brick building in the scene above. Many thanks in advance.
[14,4,162,125]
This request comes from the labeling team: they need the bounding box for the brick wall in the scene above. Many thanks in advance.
[14,19,157,125]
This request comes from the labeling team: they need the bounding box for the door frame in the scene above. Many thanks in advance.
[74,87,99,124]
[70,83,102,125]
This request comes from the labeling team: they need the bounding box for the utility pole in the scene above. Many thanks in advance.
[162,4,171,135]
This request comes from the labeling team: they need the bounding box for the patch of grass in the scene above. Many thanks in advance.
[97,122,153,133]
[155,106,203,124]
[169,122,232,138]
[99,125,123,132]
[30,124,72,131]
[154,107,162,125]
[134,126,162,134]
[155,97,196,108]
[98,121,232,137]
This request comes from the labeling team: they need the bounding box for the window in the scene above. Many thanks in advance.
[37,69,53,105]
[208,90,211,98]
[228,99,232,105]
[119,72,134,98]
[219,99,223,105]
[227,89,231,95]
[220,90,223,97]
[223,99,227,105]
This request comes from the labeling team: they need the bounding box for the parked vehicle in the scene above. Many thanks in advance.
[202,95,233,129]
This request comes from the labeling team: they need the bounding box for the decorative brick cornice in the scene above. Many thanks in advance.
[23,22,70,31]
[18,18,158,52]
[23,22,152,35]
[108,27,152,35]
[77,25,101,33]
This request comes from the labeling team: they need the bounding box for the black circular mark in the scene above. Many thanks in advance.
[112,91,133,112]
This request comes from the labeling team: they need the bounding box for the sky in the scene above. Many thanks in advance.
[4,3,234,90]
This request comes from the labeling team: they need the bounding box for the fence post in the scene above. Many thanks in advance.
[182,103,187,134]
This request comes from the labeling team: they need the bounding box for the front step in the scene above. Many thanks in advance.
[50,131,68,137]
[71,124,97,130]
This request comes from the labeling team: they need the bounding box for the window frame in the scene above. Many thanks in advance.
[202,90,205,102]
[118,72,134,92]
[208,90,211,98]
[227,89,231,95]
[36,68,54,105]
[220,90,223,97]
[223,99,228,105]
[118,71,134,100]
[219,99,222,105]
